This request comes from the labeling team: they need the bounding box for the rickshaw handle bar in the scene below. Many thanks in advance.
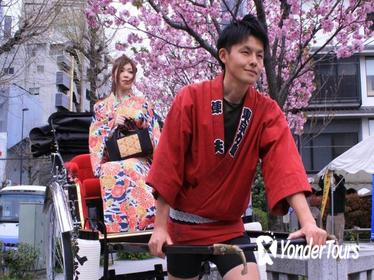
[107,237,320,276]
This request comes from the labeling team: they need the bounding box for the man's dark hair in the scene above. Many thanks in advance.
[333,173,345,186]
[346,188,357,195]
[216,13,269,69]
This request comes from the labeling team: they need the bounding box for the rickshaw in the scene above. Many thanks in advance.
[29,111,313,280]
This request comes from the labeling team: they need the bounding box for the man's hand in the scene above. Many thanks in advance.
[287,192,328,246]
[288,222,327,246]
[148,226,173,258]
[148,195,172,258]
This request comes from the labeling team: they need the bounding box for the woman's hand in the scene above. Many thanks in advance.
[114,115,133,127]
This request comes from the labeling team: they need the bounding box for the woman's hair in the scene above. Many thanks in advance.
[111,55,137,94]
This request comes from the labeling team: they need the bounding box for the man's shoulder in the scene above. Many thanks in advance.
[253,89,276,106]
[249,90,287,129]
[179,79,210,95]
[174,79,211,103]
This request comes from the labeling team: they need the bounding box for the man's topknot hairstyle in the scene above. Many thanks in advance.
[216,13,269,69]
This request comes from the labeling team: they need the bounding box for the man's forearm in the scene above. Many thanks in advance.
[287,192,316,227]
[155,195,170,229]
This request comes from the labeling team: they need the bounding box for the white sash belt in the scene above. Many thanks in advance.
[169,208,218,224]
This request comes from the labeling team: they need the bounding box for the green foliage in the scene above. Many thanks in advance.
[116,251,152,261]
[0,276,18,280]
[0,243,39,280]
[345,195,372,229]
[0,241,4,277]
[252,163,267,212]
[251,163,270,231]
[253,208,269,231]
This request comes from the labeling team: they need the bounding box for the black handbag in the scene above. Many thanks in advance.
[106,127,153,161]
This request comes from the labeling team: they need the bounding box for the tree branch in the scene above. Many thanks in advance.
[186,0,207,8]
[120,22,203,50]
[147,0,217,59]
[275,0,291,101]
[253,0,278,102]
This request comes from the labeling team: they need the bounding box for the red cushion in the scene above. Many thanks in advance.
[65,162,79,176]
[83,178,101,198]
[66,154,102,230]
[68,154,95,182]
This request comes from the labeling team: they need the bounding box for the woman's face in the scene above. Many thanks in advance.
[116,63,135,93]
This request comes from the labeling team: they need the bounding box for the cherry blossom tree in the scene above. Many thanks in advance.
[85,0,373,134]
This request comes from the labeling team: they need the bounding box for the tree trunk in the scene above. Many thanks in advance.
[253,0,280,105]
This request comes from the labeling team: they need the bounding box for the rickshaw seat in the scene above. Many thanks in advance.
[66,154,101,229]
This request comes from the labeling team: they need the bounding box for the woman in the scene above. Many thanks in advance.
[89,55,161,233]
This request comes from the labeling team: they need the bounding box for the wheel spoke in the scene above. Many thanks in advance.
[45,203,74,280]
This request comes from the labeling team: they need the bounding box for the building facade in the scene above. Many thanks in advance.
[301,47,374,186]
[0,0,110,185]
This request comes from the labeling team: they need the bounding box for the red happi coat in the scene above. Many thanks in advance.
[147,75,311,245]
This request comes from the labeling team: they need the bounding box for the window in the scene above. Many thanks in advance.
[3,67,14,75]
[302,132,358,173]
[311,55,360,104]
[49,44,64,56]
[37,65,44,73]
[368,12,374,31]
[331,133,358,158]
[337,61,358,98]
[86,89,92,100]
[26,43,45,57]
[0,194,44,222]
[29,87,40,95]
[369,120,374,136]
[366,58,374,97]
[301,119,360,173]
[27,45,35,57]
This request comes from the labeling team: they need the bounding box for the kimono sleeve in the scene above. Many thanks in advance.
[260,101,311,216]
[146,88,192,207]
[88,101,111,177]
[136,101,161,149]
[133,99,150,129]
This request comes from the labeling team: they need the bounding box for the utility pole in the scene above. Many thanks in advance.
[20,108,29,184]
[69,55,75,111]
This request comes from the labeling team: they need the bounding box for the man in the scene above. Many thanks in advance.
[307,188,323,228]
[147,14,327,280]
[325,173,346,244]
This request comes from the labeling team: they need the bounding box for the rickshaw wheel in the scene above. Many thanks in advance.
[45,203,74,280]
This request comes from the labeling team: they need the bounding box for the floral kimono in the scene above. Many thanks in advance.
[89,92,161,233]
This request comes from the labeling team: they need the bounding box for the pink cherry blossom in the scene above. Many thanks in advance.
[87,0,374,134]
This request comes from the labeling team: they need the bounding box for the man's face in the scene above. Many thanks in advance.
[219,36,264,85]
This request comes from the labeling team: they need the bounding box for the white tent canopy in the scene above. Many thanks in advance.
[316,136,374,242]
[317,136,374,178]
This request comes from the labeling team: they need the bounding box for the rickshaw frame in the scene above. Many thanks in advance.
[30,112,314,280]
